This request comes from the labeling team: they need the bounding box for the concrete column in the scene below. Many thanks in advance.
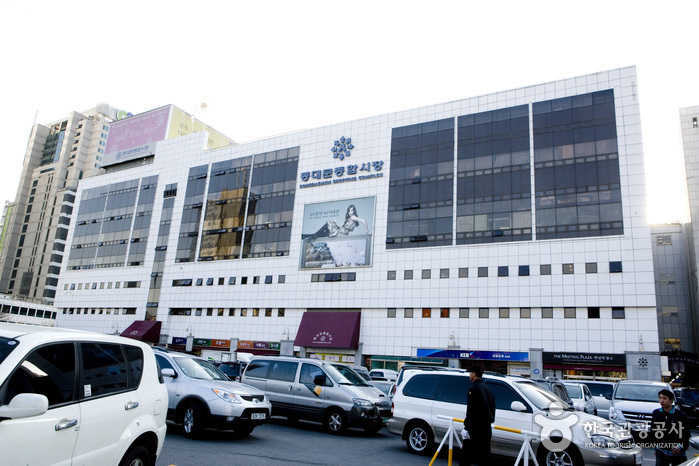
[280,339,294,356]
[354,342,363,366]
[229,338,239,361]
[529,348,544,378]
[625,351,662,380]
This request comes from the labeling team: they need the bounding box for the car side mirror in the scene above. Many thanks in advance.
[511,401,527,412]
[161,368,178,378]
[313,374,327,386]
[0,393,49,421]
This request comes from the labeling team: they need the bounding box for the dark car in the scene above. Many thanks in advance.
[214,361,246,382]
[674,387,699,428]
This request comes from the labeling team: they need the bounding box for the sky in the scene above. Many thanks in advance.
[0,1,697,223]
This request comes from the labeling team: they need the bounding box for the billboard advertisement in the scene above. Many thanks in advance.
[102,106,172,166]
[300,197,374,269]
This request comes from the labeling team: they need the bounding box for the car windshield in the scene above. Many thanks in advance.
[585,383,614,398]
[174,357,228,381]
[564,385,583,398]
[515,381,571,410]
[327,364,369,385]
[0,337,18,365]
[615,384,666,402]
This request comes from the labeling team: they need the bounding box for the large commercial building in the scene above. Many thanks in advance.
[53,67,661,379]
[681,105,699,355]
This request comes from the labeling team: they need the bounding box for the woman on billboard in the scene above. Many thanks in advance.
[303,204,371,240]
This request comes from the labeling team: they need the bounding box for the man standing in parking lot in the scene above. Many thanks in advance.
[651,388,690,466]
[460,365,496,466]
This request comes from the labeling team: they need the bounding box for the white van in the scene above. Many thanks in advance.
[241,356,391,434]
[609,379,672,437]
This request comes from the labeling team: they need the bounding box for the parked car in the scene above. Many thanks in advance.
[369,369,399,382]
[351,365,372,382]
[153,347,271,438]
[563,382,597,415]
[609,379,673,439]
[529,378,575,409]
[369,380,396,398]
[674,387,699,428]
[580,381,616,419]
[0,322,168,466]
[214,361,246,382]
[241,355,391,434]
[388,369,641,465]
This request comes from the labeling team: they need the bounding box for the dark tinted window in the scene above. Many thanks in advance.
[485,379,530,412]
[435,375,471,404]
[245,360,271,379]
[3,342,76,407]
[584,382,614,399]
[80,343,128,397]
[155,353,175,372]
[0,337,18,364]
[403,374,440,400]
[269,361,298,382]
[125,346,144,387]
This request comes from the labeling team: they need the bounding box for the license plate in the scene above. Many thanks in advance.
[635,452,643,465]
[251,413,266,420]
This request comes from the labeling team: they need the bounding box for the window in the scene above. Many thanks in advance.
[241,277,248,285]
[404,270,413,280]
[269,361,298,382]
[485,380,530,412]
[278,275,286,284]
[206,278,214,286]
[264,275,273,284]
[661,306,679,317]
[660,274,676,285]
[435,375,471,404]
[387,308,396,318]
[542,307,553,318]
[218,277,225,285]
[499,308,510,318]
[124,281,140,288]
[540,264,551,275]
[562,263,574,274]
[3,343,75,407]
[422,308,431,318]
[498,266,508,277]
[240,308,247,316]
[253,276,260,284]
[228,309,235,316]
[80,343,128,397]
[479,308,489,318]
[422,269,431,279]
[520,308,531,318]
[440,308,450,318]
[588,307,600,318]
[459,308,469,318]
[459,267,468,278]
[404,308,414,318]
[564,307,576,318]
[609,261,622,273]
[244,360,270,379]
[387,271,396,280]
[612,307,625,319]
[478,267,488,277]
[585,263,597,274]
[519,265,529,276]
[440,269,449,279]
[195,278,203,286]
[278,309,285,317]
[694,117,698,128]
[206,308,213,316]
[656,234,672,245]
[403,374,440,400]
[253,308,260,317]
[228,277,236,285]
[299,363,331,386]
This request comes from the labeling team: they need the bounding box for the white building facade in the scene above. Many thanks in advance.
[54,67,660,379]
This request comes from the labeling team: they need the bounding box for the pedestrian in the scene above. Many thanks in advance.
[460,365,496,466]
[651,388,690,466]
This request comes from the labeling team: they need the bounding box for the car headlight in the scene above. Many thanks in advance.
[590,434,619,449]
[353,398,374,407]
[212,388,242,404]
[608,406,622,421]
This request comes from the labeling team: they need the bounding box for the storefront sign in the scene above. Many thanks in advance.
[416,349,529,361]
[211,339,229,348]
[172,337,186,345]
[194,338,211,346]
[238,340,253,349]
[543,352,625,366]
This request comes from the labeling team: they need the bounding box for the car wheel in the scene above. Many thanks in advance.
[180,402,206,439]
[119,445,151,466]
[537,444,583,466]
[323,408,347,435]
[405,421,434,455]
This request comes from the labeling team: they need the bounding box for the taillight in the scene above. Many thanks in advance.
[391,401,394,416]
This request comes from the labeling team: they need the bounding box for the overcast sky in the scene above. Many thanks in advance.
[1,1,696,223]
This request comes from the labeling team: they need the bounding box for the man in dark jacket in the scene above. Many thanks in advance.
[460,365,496,466]
[651,388,690,466]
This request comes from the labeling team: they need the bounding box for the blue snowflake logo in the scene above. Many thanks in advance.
[331,136,354,161]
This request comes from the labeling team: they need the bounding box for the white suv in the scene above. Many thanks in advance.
[0,322,167,466]
[388,370,642,466]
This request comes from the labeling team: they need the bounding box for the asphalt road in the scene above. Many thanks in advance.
[156,417,699,466]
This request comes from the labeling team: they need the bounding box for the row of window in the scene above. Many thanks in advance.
[63,281,141,290]
[172,275,287,287]
[387,261,623,280]
[0,304,56,320]
[61,308,137,315]
[387,307,626,319]
[169,307,286,317]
